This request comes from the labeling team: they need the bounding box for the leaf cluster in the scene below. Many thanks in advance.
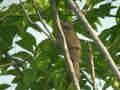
[0,0,120,90]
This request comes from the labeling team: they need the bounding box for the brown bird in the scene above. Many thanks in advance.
[63,21,81,81]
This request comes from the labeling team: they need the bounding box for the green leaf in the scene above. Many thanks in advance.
[0,0,120,89]
[36,39,59,60]
[0,84,10,90]
[7,69,18,76]
[85,0,105,8]
[16,32,36,52]
[116,7,120,24]
[0,25,16,52]
[12,51,32,61]
[0,0,3,3]
[23,69,34,87]
[16,82,26,90]
[86,3,115,27]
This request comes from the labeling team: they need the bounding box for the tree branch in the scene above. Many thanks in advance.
[80,70,93,85]
[108,15,120,18]
[19,0,51,39]
[19,0,33,24]
[88,42,97,90]
[50,0,62,40]
[3,53,24,77]
[50,0,80,90]
[0,61,16,68]
[31,0,56,40]
[68,0,120,81]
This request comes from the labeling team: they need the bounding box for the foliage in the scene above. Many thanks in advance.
[0,0,120,90]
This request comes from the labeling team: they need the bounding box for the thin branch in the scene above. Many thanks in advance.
[19,0,50,38]
[50,0,62,40]
[0,60,24,77]
[3,53,24,77]
[68,0,120,81]
[88,42,97,90]
[50,0,80,90]
[80,70,93,85]
[0,61,16,68]
[19,0,33,24]
[31,0,56,40]
[108,15,120,18]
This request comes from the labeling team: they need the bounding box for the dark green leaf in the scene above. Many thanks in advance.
[16,32,36,52]
[12,51,32,61]
[0,0,3,3]
[23,69,34,87]
[0,84,10,90]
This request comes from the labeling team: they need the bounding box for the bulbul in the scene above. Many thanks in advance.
[63,21,81,81]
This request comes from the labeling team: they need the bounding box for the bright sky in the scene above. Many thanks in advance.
[0,0,120,90]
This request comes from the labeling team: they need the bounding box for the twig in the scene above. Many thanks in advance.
[19,0,50,38]
[4,53,24,77]
[88,42,97,90]
[0,61,16,68]
[80,70,93,85]
[50,0,80,90]
[50,0,62,40]
[108,15,120,18]
[19,0,33,24]
[31,0,56,40]
[0,60,24,77]
[68,0,120,81]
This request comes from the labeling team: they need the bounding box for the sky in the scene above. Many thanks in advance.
[0,0,120,90]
